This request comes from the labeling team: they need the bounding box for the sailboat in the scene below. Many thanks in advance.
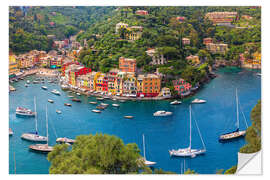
[29,105,53,153]
[21,97,47,142]
[219,89,247,142]
[142,134,156,166]
[169,105,206,157]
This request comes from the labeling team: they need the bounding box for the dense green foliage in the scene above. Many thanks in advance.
[184,169,197,174]
[48,133,147,174]
[9,6,116,54]
[240,100,261,153]
[224,165,237,174]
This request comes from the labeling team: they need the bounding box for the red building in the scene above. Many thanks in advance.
[136,10,148,15]
[172,78,192,95]
[61,61,80,76]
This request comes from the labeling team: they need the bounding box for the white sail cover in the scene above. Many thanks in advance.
[236,151,261,175]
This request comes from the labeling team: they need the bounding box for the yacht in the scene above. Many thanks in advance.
[41,86,48,90]
[56,110,62,114]
[92,109,101,113]
[16,107,36,117]
[100,103,109,107]
[112,104,120,107]
[48,99,54,103]
[153,110,172,117]
[51,89,61,95]
[64,103,72,107]
[170,100,182,105]
[89,101,97,105]
[191,98,206,104]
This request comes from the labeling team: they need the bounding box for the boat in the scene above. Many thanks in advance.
[100,103,109,107]
[64,103,72,107]
[76,93,81,96]
[112,103,120,107]
[72,98,81,102]
[56,110,62,114]
[191,98,206,104]
[29,105,53,153]
[21,97,48,142]
[56,137,75,144]
[96,97,104,101]
[68,96,74,98]
[153,110,172,117]
[61,85,69,90]
[96,105,106,110]
[33,80,39,84]
[169,105,206,157]
[51,89,61,95]
[25,84,29,87]
[119,100,126,103]
[9,128,13,136]
[26,80,30,84]
[92,109,101,113]
[41,86,48,90]
[104,96,110,99]
[112,98,117,101]
[219,89,248,142]
[256,73,261,76]
[16,106,36,117]
[48,99,54,103]
[142,134,156,166]
[170,100,182,105]
[124,116,134,119]
[89,101,97,104]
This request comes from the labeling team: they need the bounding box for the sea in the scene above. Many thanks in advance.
[9,67,261,174]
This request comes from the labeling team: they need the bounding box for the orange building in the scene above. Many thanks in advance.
[137,74,161,97]
[119,57,137,73]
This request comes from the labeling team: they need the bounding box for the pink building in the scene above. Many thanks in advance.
[172,78,192,95]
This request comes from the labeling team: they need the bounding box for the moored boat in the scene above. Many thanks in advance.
[72,98,81,102]
[96,97,104,101]
[16,107,36,117]
[153,110,172,117]
[124,116,134,119]
[26,80,30,84]
[51,89,61,95]
[56,110,62,114]
[9,128,13,136]
[89,101,97,104]
[48,99,54,103]
[96,105,106,110]
[112,103,120,107]
[92,109,101,113]
[100,103,109,107]
[142,134,156,166]
[25,84,29,87]
[191,98,206,104]
[170,100,182,105]
[76,93,81,96]
[64,103,72,107]
[41,86,48,90]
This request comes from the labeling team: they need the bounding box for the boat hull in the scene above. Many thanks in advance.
[169,148,206,157]
[21,133,48,142]
[219,130,246,142]
[29,144,53,153]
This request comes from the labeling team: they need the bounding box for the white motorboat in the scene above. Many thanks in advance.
[51,89,61,95]
[170,100,182,105]
[25,84,29,87]
[100,103,109,107]
[56,110,62,114]
[9,128,13,136]
[112,103,120,107]
[153,110,172,117]
[41,86,48,90]
[76,93,81,96]
[97,97,104,101]
[26,80,30,84]
[142,134,156,166]
[16,107,36,117]
[48,99,54,103]
[56,137,75,144]
[169,105,206,157]
[92,109,101,113]
[89,101,98,105]
[191,98,206,104]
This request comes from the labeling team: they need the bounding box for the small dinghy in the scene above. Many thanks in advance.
[124,116,134,119]
[92,109,101,113]
[191,98,206,104]
[170,100,182,105]
[41,86,48,90]
[48,99,54,103]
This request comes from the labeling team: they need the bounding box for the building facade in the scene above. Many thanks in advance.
[119,57,137,73]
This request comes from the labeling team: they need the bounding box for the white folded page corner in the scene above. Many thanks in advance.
[236,150,262,175]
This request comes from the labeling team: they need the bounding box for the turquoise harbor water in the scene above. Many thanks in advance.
[9,67,261,174]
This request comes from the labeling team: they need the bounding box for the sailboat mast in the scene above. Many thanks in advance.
[143,134,146,160]
[189,105,192,150]
[46,105,49,145]
[236,89,239,129]
[34,96,37,133]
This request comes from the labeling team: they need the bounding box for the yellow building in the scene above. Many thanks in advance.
[107,69,119,95]
[122,73,137,95]
[9,54,19,78]
[137,74,161,97]
[253,52,261,65]
[114,72,125,95]
[186,55,200,65]
[95,73,106,92]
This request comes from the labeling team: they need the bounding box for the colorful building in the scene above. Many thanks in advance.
[136,10,148,15]
[186,55,200,65]
[172,78,192,96]
[122,73,137,96]
[115,22,129,33]
[126,26,143,40]
[146,48,167,65]
[206,43,228,54]
[119,57,137,73]
[107,68,119,95]
[137,74,161,97]
[68,65,91,86]
[205,12,238,25]
[95,73,108,93]
[9,54,19,78]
